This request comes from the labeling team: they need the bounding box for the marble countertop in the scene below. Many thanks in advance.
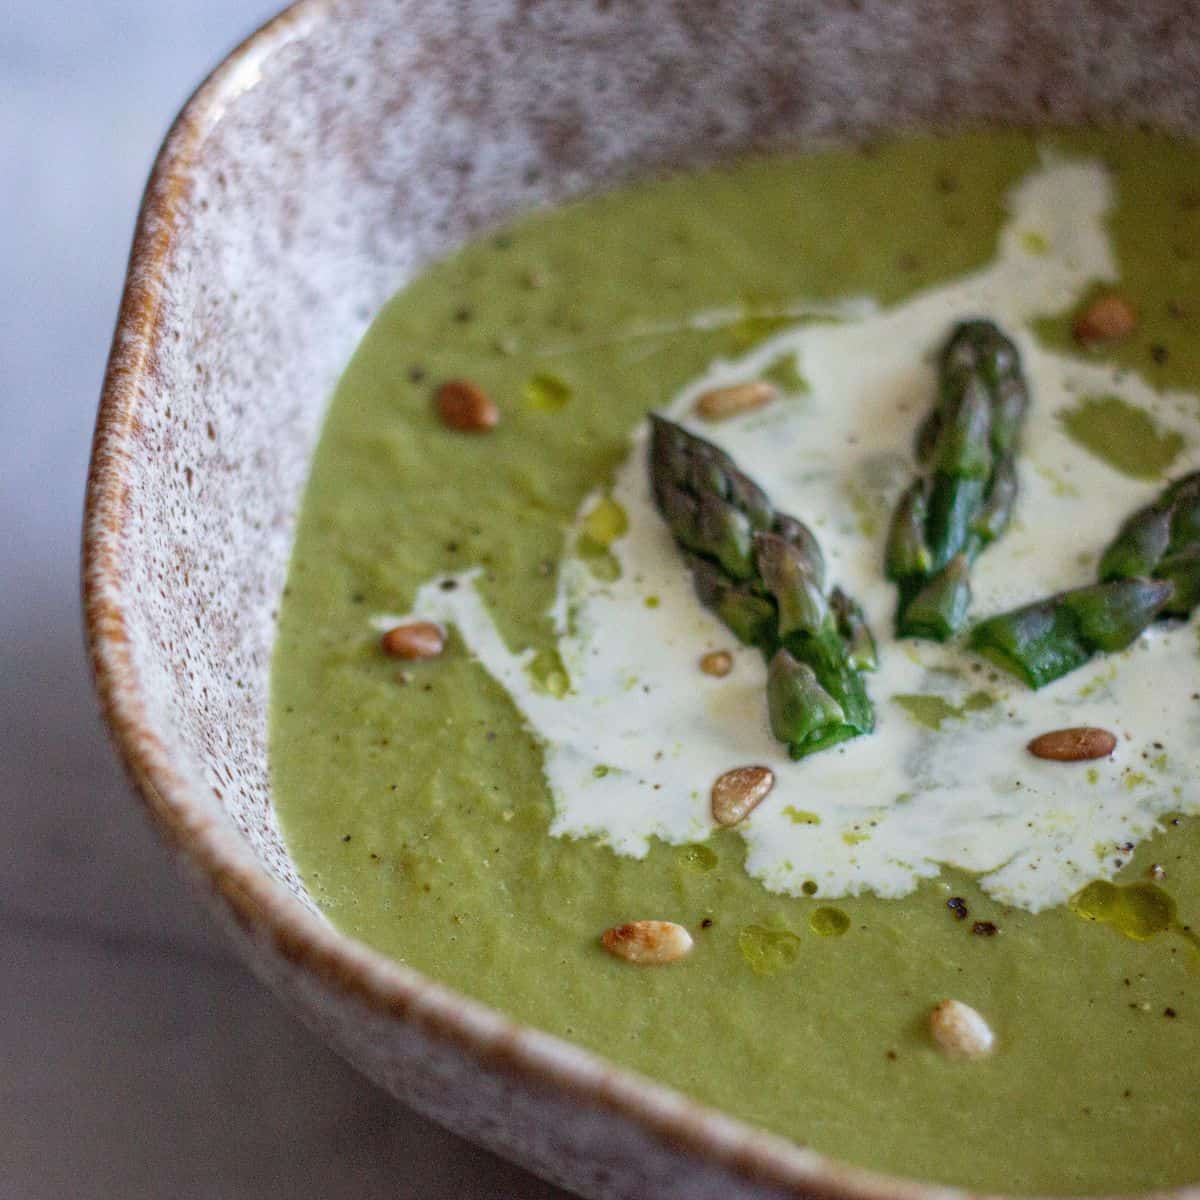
[1,5,569,1196]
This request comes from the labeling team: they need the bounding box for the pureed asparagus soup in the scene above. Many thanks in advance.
[271,129,1200,1194]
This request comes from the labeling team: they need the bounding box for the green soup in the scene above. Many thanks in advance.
[271,128,1200,1194]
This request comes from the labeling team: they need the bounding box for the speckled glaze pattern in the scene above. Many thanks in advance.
[85,3,1200,1198]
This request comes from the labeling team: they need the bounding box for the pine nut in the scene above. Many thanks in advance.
[1027,727,1116,762]
[930,998,995,1059]
[436,379,499,431]
[695,380,776,422]
[711,765,775,827]
[380,621,445,660]
[601,920,693,965]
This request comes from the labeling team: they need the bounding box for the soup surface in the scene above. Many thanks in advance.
[272,129,1200,1194]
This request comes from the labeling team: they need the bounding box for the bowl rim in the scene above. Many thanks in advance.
[81,4,1200,1199]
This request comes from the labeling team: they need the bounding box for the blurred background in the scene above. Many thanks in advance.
[2,4,567,1196]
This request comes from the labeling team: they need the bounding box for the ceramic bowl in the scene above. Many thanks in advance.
[84,2,1200,1197]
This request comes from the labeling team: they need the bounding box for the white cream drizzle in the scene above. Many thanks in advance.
[375,152,1200,912]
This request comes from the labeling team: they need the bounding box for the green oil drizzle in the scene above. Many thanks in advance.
[810,906,851,937]
[726,310,794,352]
[1077,663,1117,699]
[1068,880,1176,941]
[576,496,627,581]
[528,648,570,697]
[1035,462,1079,498]
[576,541,621,582]
[524,372,573,411]
[846,483,885,539]
[1057,395,1184,480]
[738,924,802,976]
[893,690,995,731]
[763,352,810,394]
[580,495,628,546]
[678,844,718,872]
[783,806,822,825]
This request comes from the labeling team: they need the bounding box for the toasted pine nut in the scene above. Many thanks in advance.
[711,765,775,828]
[695,380,776,422]
[435,379,499,431]
[930,998,995,1059]
[601,920,693,965]
[380,621,445,661]
[1027,726,1116,762]
[699,650,734,677]
[1073,295,1137,345]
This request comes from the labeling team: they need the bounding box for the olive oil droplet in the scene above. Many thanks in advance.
[809,906,851,937]
[738,924,802,976]
[1068,880,1175,940]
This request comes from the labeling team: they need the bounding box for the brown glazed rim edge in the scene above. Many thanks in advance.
[80,5,1198,1200]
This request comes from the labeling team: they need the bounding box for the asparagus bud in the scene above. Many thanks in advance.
[887,319,1030,640]
[649,416,876,759]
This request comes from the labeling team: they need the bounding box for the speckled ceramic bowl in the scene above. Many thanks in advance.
[85,3,1200,1197]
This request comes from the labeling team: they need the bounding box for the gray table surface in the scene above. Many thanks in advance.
[1,5,571,1196]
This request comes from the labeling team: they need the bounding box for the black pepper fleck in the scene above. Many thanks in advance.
[1165,1007,1178,1018]
[947,897,969,921]
[700,918,713,929]
[1151,343,1170,365]
[453,306,472,323]
[440,579,458,592]
[408,365,427,383]
[972,921,999,937]
[342,834,352,843]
